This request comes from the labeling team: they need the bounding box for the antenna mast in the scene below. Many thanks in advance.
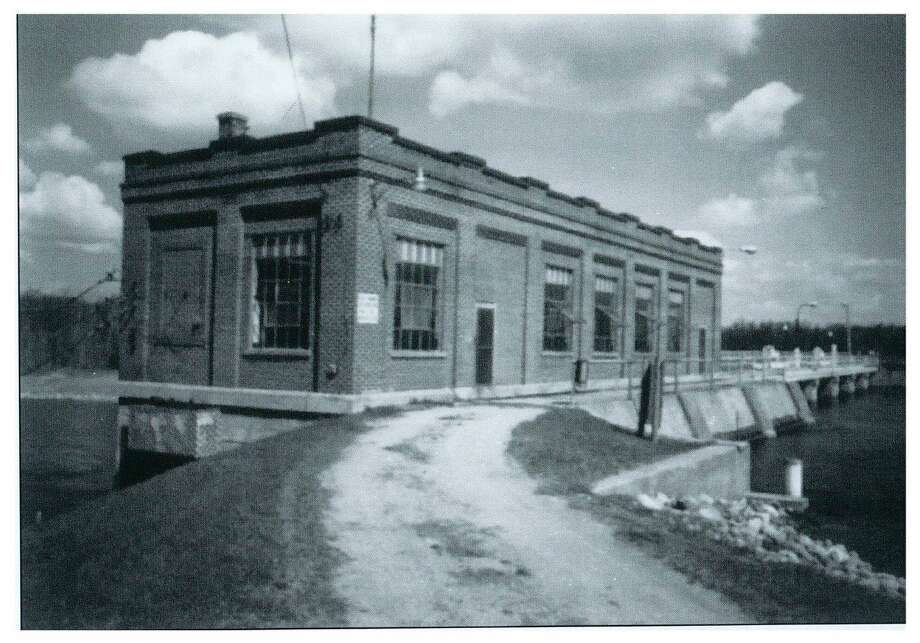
[368,15,376,119]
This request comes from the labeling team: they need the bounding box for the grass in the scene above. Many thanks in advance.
[507,407,905,624]
[506,407,697,495]
[21,413,370,629]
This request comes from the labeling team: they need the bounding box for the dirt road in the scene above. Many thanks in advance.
[319,405,750,626]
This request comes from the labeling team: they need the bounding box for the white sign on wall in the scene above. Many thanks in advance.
[356,293,380,325]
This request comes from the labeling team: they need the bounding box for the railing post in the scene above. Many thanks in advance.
[626,359,633,401]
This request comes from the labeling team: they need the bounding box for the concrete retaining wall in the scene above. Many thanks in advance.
[591,443,751,499]
[573,380,809,442]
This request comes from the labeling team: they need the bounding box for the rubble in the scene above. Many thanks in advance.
[634,491,905,601]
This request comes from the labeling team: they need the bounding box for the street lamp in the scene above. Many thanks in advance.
[840,302,852,354]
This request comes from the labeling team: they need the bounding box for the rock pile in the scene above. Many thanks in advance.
[636,492,905,600]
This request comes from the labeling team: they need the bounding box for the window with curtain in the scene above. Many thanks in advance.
[249,231,312,350]
[593,275,620,353]
[393,238,443,351]
[667,289,685,353]
[634,282,655,353]
[543,266,573,351]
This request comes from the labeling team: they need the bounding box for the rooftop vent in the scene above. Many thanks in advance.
[217,112,249,140]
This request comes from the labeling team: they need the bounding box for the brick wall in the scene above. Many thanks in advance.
[121,115,722,395]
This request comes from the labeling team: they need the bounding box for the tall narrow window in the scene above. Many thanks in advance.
[634,283,655,353]
[250,232,312,350]
[667,289,685,353]
[393,238,443,351]
[543,266,574,351]
[593,275,620,353]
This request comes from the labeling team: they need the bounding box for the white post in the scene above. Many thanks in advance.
[785,458,803,498]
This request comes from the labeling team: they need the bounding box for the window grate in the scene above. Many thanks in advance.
[594,275,620,353]
[393,238,442,351]
[543,265,573,351]
[249,231,312,350]
[634,283,655,353]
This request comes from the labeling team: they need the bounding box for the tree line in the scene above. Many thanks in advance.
[721,320,905,361]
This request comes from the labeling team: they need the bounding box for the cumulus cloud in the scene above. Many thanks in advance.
[93,160,123,179]
[759,146,826,215]
[70,30,336,136]
[22,123,92,155]
[698,193,758,226]
[19,158,37,188]
[19,171,122,254]
[429,49,551,117]
[423,15,760,117]
[226,15,759,118]
[673,229,724,249]
[704,81,803,143]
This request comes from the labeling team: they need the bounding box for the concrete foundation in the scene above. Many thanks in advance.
[803,380,819,406]
[591,443,751,499]
[841,376,857,395]
[819,376,840,401]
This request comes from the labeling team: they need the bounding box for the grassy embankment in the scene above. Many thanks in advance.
[507,407,905,624]
[21,412,374,629]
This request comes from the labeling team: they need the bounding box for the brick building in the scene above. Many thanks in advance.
[119,112,722,400]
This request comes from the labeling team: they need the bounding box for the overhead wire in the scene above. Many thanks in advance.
[280,14,309,130]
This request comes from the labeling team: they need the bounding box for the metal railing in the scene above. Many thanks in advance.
[579,350,880,398]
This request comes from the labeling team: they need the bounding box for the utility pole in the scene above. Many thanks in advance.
[368,15,376,119]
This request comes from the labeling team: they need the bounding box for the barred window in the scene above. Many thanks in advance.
[543,266,574,352]
[634,283,655,353]
[393,238,443,351]
[667,289,685,353]
[249,232,312,350]
[593,275,620,353]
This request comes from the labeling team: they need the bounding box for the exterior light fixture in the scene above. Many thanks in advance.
[739,245,758,255]
[414,166,427,191]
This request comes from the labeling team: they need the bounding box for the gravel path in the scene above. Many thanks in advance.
[320,404,750,626]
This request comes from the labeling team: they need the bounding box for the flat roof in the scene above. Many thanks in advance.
[124,115,722,256]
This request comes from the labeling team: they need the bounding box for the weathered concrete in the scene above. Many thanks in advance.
[785,381,815,425]
[740,385,777,438]
[841,376,857,395]
[592,443,751,499]
[117,402,314,460]
[819,376,840,401]
[803,380,819,406]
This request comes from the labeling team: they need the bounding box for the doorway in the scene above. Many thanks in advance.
[698,328,707,375]
[475,305,495,386]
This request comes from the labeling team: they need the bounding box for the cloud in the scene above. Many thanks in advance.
[22,123,92,155]
[70,30,337,136]
[228,15,759,118]
[19,171,122,254]
[253,14,471,77]
[759,146,826,215]
[698,193,758,226]
[429,49,549,117]
[704,81,803,143]
[93,160,123,179]
[428,15,759,116]
[673,229,724,249]
[19,158,37,188]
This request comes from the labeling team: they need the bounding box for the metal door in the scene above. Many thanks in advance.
[475,306,495,386]
[148,217,215,384]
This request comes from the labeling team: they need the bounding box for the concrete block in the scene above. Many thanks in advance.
[592,443,751,499]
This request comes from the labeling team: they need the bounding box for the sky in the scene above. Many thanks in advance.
[16,13,905,325]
